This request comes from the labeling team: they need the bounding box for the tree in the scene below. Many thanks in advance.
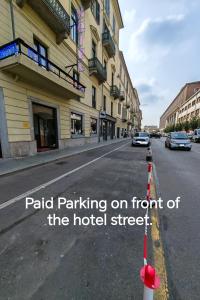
[175,122,183,131]
[183,120,190,132]
[190,117,198,130]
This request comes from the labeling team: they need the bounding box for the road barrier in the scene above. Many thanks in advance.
[146,147,153,162]
[140,162,160,299]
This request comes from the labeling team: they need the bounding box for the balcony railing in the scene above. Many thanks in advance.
[110,85,120,99]
[16,0,70,44]
[81,0,92,9]
[0,39,85,97]
[88,57,107,83]
[102,31,116,58]
[119,91,125,101]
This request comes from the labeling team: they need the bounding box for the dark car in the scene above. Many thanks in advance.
[150,132,161,138]
[165,132,192,151]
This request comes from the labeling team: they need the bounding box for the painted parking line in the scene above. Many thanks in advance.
[0,141,129,211]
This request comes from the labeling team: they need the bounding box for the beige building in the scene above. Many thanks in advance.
[0,0,141,158]
[178,89,200,123]
[160,81,200,131]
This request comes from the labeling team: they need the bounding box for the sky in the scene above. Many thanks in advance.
[118,0,200,126]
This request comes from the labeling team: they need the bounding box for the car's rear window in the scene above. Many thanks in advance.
[171,132,188,139]
[134,132,149,137]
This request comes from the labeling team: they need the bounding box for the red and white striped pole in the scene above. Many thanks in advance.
[140,162,160,299]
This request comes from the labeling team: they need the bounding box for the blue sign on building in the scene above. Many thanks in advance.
[0,43,18,60]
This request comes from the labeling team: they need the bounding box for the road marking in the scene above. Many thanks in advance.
[151,164,169,300]
[0,141,129,211]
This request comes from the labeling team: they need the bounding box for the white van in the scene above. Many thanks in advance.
[192,129,200,143]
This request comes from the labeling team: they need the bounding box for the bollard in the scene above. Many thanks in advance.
[146,147,153,162]
[140,264,160,300]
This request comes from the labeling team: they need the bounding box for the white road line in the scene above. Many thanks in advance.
[0,141,129,211]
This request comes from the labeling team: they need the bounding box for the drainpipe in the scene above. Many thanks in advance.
[98,2,105,143]
[9,0,16,39]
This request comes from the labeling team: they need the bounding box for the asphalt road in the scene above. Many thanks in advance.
[0,140,153,300]
[151,138,200,300]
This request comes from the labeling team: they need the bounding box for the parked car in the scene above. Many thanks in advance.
[192,129,200,143]
[187,132,193,140]
[132,132,150,147]
[165,132,192,151]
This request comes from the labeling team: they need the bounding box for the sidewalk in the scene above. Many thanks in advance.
[0,138,130,177]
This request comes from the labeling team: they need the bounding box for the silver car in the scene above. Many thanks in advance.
[132,132,150,147]
[165,132,192,151]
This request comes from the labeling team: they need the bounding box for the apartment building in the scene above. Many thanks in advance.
[178,89,200,123]
[160,81,200,131]
[0,0,141,158]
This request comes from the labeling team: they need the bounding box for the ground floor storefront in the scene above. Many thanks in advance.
[0,88,129,158]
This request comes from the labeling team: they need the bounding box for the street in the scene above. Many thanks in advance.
[152,138,200,300]
[0,138,199,300]
[0,140,153,300]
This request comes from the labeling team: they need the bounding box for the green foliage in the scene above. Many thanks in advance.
[164,117,200,132]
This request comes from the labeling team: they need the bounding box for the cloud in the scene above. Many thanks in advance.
[127,14,186,62]
[123,9,136,24]
[136,78,165,106]
[138,15,185,46]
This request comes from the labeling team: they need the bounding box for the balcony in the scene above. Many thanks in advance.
[16,0,70,44]
[110,85,120,99]
[88,57,107,84]
[0,39,85,99]
[119,91,125,101]
[122,107,127,122]
[102,31,116,58]
[81,0,92,9]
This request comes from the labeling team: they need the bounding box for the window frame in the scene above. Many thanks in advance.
[91,0,100,25]
[90,117,98,135]
[92,86,96,109]
[71,6,79,45]
[71,112,83,135]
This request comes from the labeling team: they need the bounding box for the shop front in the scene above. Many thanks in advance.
[100,113,116,141]
[32,103,58,152]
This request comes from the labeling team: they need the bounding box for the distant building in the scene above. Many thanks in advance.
[144,125,158,133]
[178,90,200,123]
[160,82,200,131]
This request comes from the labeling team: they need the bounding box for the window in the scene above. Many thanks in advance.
[91,118,97,134]
[92,40,97,58]
[113,15,116,35]
[73,70,80,88]
[111,72,114,86]
[71,112,83,135]
[103,95,106,111]
[91,0,100,24]
[105,0,110,18]
[92,86,96,108]
[118,103,121,115]
[34,39,48,69]
[104,59,107,71]
[71,6,78,44]
[111,102,113,116]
